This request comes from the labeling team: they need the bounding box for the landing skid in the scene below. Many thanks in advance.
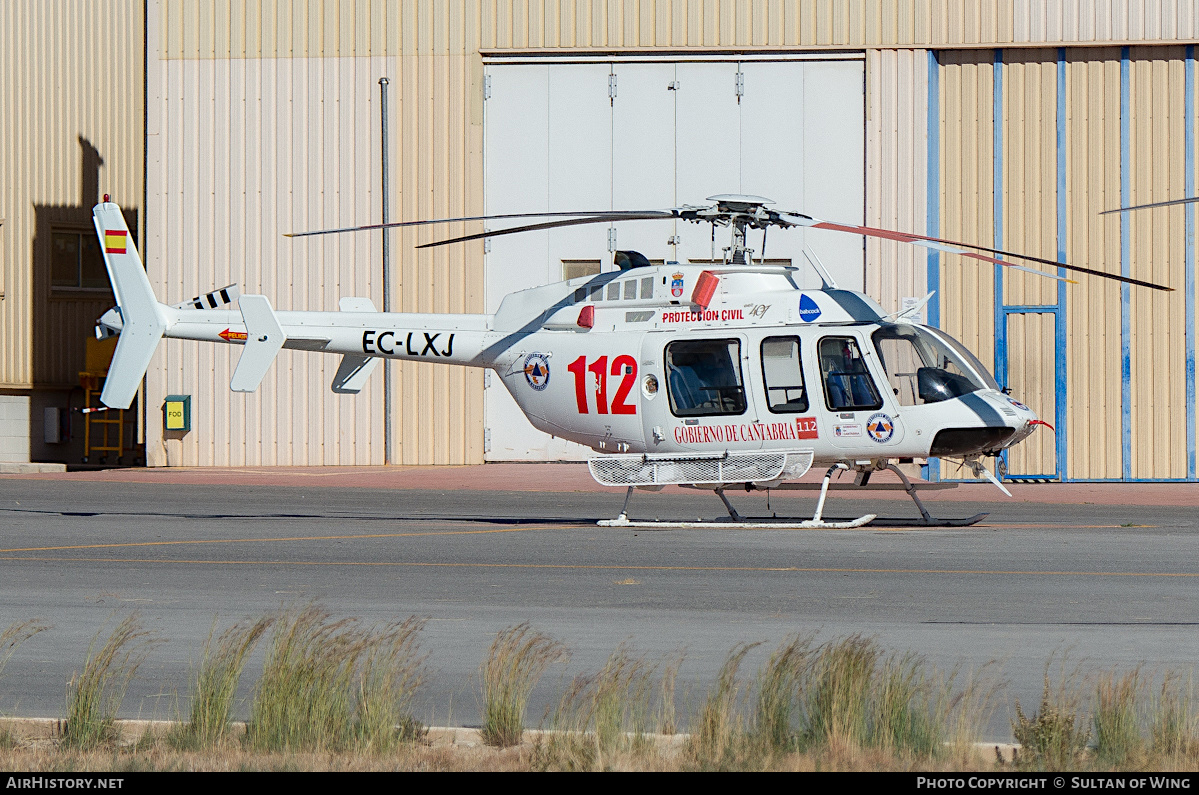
[596,462,988,529]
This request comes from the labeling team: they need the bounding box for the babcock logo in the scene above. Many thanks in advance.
[798,294,822,323]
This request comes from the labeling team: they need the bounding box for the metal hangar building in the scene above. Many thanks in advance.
[2,1,1197,482]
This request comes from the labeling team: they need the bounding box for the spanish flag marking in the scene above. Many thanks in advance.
[104,230,127,254]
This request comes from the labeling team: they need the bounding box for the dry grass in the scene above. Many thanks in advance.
[1093,667,1144,766]
[805,635,879,748]
[0,619,50,715]
[752,634,813,754]
[353,616,428,752]
[536,645,683,770]
[1152,671,1197,759]
[12,612,1199,770]
[62,614,160,751]
[479,623,568,748]
[943,663,1002,765]
[246,605,428,753]
[687,642,761,769]
[169,617,273,750]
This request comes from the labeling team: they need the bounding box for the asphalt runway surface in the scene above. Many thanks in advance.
[2,474,1199,742]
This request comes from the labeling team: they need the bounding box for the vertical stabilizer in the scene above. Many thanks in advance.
[92,201,167,409]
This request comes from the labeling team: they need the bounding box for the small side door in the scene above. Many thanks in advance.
[815,332,905,451]
[753,333,822,450]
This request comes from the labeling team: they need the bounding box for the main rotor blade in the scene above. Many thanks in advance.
[285,210,669,238]
[414,212,676,249]
[808,220,1172,292]
[1099,196,1199,215]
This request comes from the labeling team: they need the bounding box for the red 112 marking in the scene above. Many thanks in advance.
[567,355,638,415]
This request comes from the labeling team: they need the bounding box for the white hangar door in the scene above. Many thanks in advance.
[483,57,864,461]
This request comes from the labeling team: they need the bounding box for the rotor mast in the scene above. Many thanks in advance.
[696,194,773,266]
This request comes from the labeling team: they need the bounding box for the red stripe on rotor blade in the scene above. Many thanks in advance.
[813,221,919,243]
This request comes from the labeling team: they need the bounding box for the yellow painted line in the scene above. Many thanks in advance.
[0,556,1195,578]
[0,526,542,554]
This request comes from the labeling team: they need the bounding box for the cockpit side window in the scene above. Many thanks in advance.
[665,339,747,417]
[761,336,809,413]
[818,336,883,411]
[871,325,990,405]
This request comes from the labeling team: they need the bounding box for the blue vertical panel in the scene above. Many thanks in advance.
[926,50,941,481]
[993,51,1006,390]
[1120,47,1132,481]
[927,50,941,330]
[1187,46,1196,480]
[1055,49,1068,480]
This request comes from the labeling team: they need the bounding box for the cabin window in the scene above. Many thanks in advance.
[818,336,883,411]
[665,339,747,417]
[624,280,637,300]
[607,282,620,300]
[761,336,809,413]
[871,325,992,405]
[640,277,653,299]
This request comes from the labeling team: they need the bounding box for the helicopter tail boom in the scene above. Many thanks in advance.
[93,201,170,409]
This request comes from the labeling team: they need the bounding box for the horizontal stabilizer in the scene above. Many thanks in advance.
[330,297,381,393]
[230,295,286,392]
[338,296,377,313]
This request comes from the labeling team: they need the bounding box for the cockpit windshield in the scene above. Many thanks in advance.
[871,325,996,405]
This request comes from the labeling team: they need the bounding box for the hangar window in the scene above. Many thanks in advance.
[563,259,601,281]
[665,338,747,417]
[51,229,109,291]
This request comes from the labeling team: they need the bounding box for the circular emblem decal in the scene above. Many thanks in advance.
[798,294,822,323]
[1006,397,1029,411]
[866,412,894,443]
[523,352,551,391]
[671,272,685,298]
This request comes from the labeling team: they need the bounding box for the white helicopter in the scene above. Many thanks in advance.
[91,194,1169,529]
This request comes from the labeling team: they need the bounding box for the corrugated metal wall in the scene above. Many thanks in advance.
[1125,46,1189,479]
[935,44,1199,480]
[937,49,997,374]
[1014,0,1199,44]
[1064,47,1123,479]
[151,0,1199,59]
[865,48,928,311]
[147,1,488,466]
[0,0,144,389]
